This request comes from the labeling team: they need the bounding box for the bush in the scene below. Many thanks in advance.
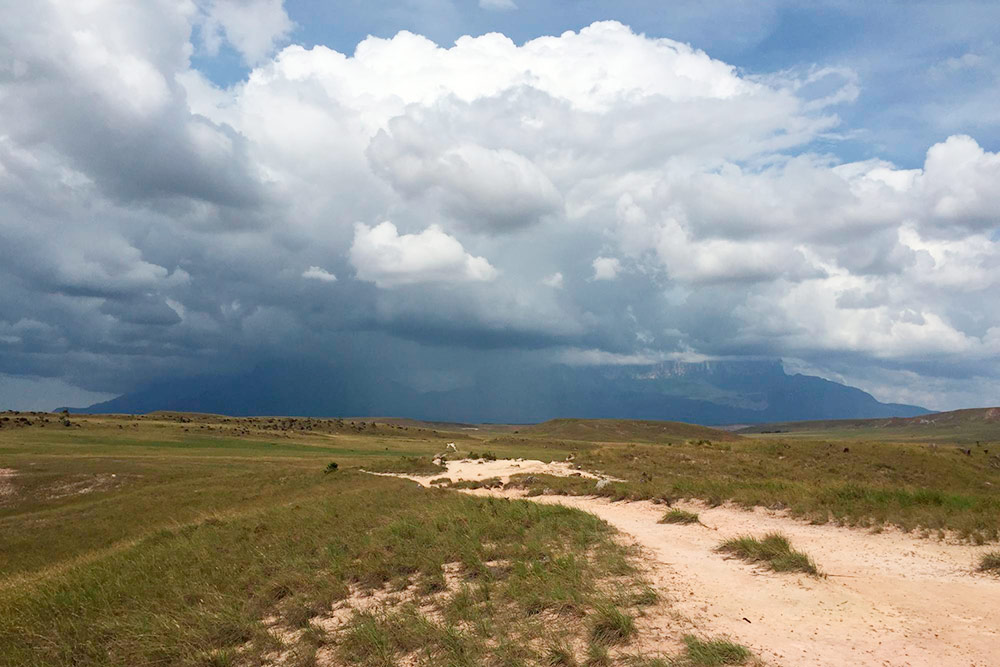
[324,462,339,474]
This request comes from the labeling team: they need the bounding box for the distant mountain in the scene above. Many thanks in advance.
[64,359,929,425]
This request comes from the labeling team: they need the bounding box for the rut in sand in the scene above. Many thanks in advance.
[384,458,1000,667]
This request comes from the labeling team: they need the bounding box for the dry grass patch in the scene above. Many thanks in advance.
[659,509,700,525]
[717,532,822,576]
[979,551,1000,574]
[681,635,754,665]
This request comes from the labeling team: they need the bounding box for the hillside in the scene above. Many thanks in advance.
[522,418,743,443]
[738,407,1000,443]
[64,359,929,425]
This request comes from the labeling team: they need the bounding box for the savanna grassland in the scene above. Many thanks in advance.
[1,409,999,666]
[0,412,695,666]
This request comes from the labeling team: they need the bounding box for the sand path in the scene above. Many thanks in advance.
[390,459,1000,666]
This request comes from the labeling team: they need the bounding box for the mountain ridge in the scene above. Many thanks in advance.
[63,359,929,424]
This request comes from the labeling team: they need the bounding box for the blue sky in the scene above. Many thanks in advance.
[2,0,1000,413]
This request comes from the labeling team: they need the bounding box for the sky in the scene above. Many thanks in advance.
[1,0,999,412]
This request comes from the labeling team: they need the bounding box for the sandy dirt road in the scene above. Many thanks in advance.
[387,459,1000,666]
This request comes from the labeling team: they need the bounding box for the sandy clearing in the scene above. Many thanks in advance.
[390,459,1000,667]
[365,458,607,485]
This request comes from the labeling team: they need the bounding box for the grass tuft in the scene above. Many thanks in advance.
[682,635,753,666]
[979,550,1000,574]
[716,532,821,576]
[584,641,611,666]
[590,604,636,645]
[545,643,579,666]
[659,509,700,525]
[629,584,659,607]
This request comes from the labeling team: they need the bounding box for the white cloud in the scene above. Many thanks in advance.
[367,133,562,231]
[350,222,498,288]
[541,272,564,288]
[200,0,294,65]
[479,0,518,11]
[302,266,337,282]
[591,257,621,281]
[556,347,709,366]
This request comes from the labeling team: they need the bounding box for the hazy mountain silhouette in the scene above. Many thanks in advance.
[64,360,929,424]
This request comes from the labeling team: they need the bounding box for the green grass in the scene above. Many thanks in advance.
[682,635,753,665]
[979,551,1000,574]
[5,409,998,664]
[361,455,446,475]
[717,533,821,576]
[0,415,657,666]
[590,604,637,645]
[0,471,641,665]
[521,418,742,444]
[504,434,1000,542]
[659,509,701,525]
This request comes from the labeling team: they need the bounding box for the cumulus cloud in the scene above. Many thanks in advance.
[350,222,498,288]
[592,257,622,281]
[542,272,564,288]
[368,130,563,232]
[200,0,295,65]
[2,9,1000,410]
[302,266,337,282]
